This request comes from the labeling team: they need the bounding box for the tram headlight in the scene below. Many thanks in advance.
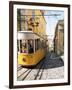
[22,58,26,62]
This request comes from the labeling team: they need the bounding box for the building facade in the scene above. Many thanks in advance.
[54,20,64,55]
[17,9,48,54]
[17,9,46,35]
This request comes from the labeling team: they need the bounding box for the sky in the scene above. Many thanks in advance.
[44,10,64,46]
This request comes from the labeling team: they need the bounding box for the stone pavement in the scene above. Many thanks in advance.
[17,52,64,81]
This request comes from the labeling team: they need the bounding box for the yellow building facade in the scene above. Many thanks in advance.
[17,9,46,37]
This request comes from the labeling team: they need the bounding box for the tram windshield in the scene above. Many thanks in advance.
[22,40,27,53]
[18,39,34,54]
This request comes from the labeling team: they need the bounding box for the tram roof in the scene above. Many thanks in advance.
[18,31,33,33]
[17,31,40,40]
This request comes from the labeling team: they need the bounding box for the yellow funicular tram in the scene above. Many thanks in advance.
[17,31,47,66]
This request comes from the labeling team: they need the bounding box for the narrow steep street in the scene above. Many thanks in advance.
[17,52,64,81]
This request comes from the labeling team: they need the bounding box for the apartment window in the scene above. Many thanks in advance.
[32,10,35,18]
[59,29,64,33]
[17,9,28,31]
[17,9,21,31]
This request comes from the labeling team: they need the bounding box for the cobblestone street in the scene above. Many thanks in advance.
[17,52,64,81]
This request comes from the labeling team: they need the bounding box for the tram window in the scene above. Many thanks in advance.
[28,40,34,53]
[17,40,19,52]
[20,40,22,53]
[39,40,42,49]
[42,40,46,48]
[21,40,28,53]
[37,39,40,49]
[40,40,44,49]
[42,40,45,48]
[38,39,41,49]
[42,40,44,47]
[35,39,40,51]
[35,39,37,51]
